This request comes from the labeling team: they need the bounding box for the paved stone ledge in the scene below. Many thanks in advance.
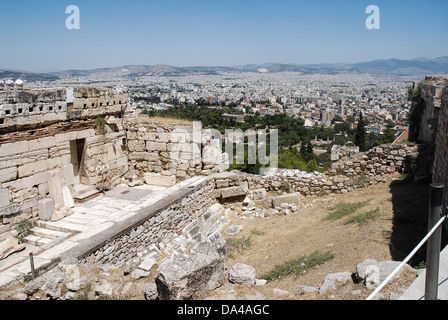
[66,176,215,264]
[0,176,215,289]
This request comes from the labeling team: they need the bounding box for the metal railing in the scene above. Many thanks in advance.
[367,183,446,300]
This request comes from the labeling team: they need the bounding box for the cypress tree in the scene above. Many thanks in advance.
[355,113,367,152]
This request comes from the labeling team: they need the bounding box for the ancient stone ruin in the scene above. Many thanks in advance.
[0,76,447,299]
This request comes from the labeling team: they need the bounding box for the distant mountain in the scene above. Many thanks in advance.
[0,70,60,82]
[300,56,448,76]
[2,56,447,81]
[53,64,242,77]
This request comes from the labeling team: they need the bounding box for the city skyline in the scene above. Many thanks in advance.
[1,0,447,72]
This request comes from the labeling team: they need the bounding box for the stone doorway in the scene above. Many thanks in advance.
[70,138,86,184]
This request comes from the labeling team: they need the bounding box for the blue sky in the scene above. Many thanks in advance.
[0,0,447,72]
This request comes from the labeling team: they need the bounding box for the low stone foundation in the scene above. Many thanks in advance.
[76,177,216,265]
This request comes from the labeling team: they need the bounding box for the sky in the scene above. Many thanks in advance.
[0,0,447,72]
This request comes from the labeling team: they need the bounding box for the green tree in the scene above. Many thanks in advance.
[300,139,314,163]
[355,113,367,152]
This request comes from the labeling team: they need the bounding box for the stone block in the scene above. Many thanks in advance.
[155,234,226,300]
[0,203,20,217]
[128,140,146,152]
[63,164,75,186]
[0,189,10,208]
[215,179,229,189]
[0,167,18,184]
[18,160,48,178]
[247,188,267,201]
[146,142,167,152]
[0,141,29,157]
[2,176,34,191]
[38,199,54,221]
[47,170,65,209]
[128,152,159,162]
[144,173,176,187]
[220,182,248,199]
[29,136,56,152]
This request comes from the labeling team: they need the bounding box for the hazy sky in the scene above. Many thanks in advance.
[0,0,447,72]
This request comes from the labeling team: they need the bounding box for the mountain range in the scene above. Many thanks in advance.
[1,56,448,81]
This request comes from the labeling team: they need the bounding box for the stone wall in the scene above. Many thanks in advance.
[213,143,420,201]
[0,87,128,134]
[0,87,130,236]
[433,85,448,190]
[417,76,448,198]
[125,119,229,186]
[79,178,216,265]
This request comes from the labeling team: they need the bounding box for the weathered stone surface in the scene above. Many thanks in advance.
[355,259,378,282]
[318,272,352,294]
[0,189,10,208]
[292,284,318,296]
[0,233,25,260]
[228,263,256,287]
[38,198,54,221]
[219,182,248,199]
[247,188,267,201]
[143,282,158,300]
[144,173,176,187]
[25,267,66,299]
[155,234,227,300]
[355,259,416,286]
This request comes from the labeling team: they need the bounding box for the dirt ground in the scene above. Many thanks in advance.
[203,173,438,300]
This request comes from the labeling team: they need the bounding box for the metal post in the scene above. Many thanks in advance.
[29,252,35,280]
[425,183,445,300]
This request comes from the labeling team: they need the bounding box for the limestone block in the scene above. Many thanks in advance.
[176,170,187,178]
[0,203,20,217]
[202,145,222,165]
[62,186,75,208]
[63,164,75,186]
[128,140,146,152]
[228,263,256,286]
[215,179,229,189]
[146,142,167,152]
[0,141,29,157]
[2,176,34,191]
[18,160,48,178]
[38,199,54,221]
[0,167,18,184]
[144,173,176,187]
[155,234,226,300]
[47,170,65,209]
[0,189,10,208]
[128,152,159,162]
[29,136,56,152]
[220,182,248,199]
[247,188,267,201]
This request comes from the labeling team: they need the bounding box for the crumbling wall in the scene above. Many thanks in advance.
[213,143,421,201]
[125,119,229,185]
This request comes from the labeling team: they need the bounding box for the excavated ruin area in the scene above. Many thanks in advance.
[203,173,432,300]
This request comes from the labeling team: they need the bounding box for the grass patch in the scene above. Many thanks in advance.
[250,228,265,236]
[324,200,370,221]
[226,236,253,258]
[15,219,33,243]
[260,250,335,282]
[72,283,92,300]
[344,207,381,225]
